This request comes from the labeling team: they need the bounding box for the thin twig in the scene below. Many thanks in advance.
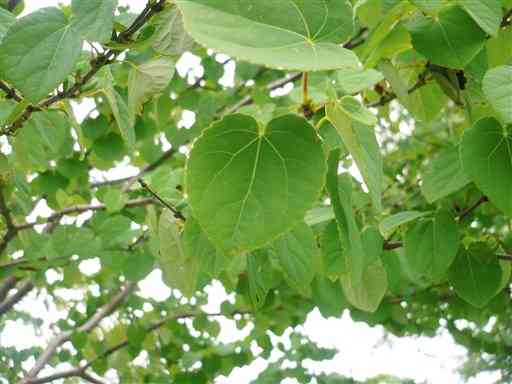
[138,178,185,220]
[0,280,34,317]
[26,310,251,384]
[15,197,157,232]
[458,196,489,221]
[0,276,17,303]
[1,0,167,136]
[23,283,135,382]
[0,80,22,102]
[369,69,430,108]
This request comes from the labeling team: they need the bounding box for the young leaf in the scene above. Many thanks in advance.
[0,7,82,101]
[0,7,15,42]
[408,6,487,69]
[128,57,175,124]
[321,220,347,278]
[405,211,459,281]
[158,210,199,297]
[482,65,512,124]
[326,98,382,211]
[311,276,346,318]
[448,243,502,308]
[273,222,317,296]
[100,69,135,151]
[71,0,118,42]
[151,7,194,56]
[341,260,388,313]
[421,146,471,203]
[461,117,512,217]
[326,150,365,286]
[336,68,384,95]
[186,114,326,253]
[176,0,361,71]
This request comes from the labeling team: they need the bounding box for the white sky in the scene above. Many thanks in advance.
[0,1,502,384]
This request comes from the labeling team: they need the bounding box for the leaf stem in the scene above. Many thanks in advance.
[137,178,185,221]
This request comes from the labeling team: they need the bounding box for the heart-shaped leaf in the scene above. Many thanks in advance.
[186,114,326,253]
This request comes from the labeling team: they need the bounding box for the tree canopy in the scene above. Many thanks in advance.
[0,0,512,383]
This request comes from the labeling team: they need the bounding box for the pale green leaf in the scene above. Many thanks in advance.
[0,7,15,42]
[448,243,502,307]
[482,65,512,124]
[0,7,83,101]
[100,68,135,151]
[421,146,471,203]
[341,259,388,313]
[311,276,346,318]
[379,211,430,239]
[304,207,335,226]
[461,117,512,217]
[321,220,347,278]
[273,222,317,296]
[128,57,175,124]
[326,150,365,286]
[151,7,194,56]
[336,67,384,95]
[326,99,382,211]
[71,0,117,42]
[339,96,378,126]
[408,6,487,69]
[410,0,450,14]
[176,0,361,71]
[186,114,326,253]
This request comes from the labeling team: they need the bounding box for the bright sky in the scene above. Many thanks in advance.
[0,2,502,384]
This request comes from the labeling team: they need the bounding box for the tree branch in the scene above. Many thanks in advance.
[0,80,22,102]
[138,178,185,220]
[0,276,17,302]
[1,0,167,137]
[0,181,18,256]
[0,280,34,317]
[369,69,430,108]
[25,310,251,384]
[458,196,489,221]
[23,282,135,382]
[15,197,157,232]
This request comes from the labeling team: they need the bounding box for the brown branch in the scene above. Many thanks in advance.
[23,282,135,382]
[0,276,17,302]
[369,70,430,108]
[0,280,34,317]
[26,310,251,384]
[498,254,512,262]
[15,197,157,232]
[0,80,22,102]
[458,196,489,221]
[1,0,167,137]
[138,178,185,220]
[0,182,18,256]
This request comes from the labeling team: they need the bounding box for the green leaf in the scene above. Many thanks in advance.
[247,249,272,309]
[273,222,317,296]
[102,188,128,213]
[457,0,502,37]
[326,150,365,286]
[0,7,15,42]
[379,211,431,239]
[100,68,135,151]
[410,0,450,14]
[336,68,384,95]
[0,7,82,101]
[421,146,472,203]
[128,57,175,124]
[151,7,194,56]
[158,210,199,297]
[405,211,459,281]
[341,259,388,313]
[311,276,346,318]
[186,114,326,253]
[448,243,502,307]
[321,220,347,278]
[304,206,335,226]
[326,98,382,211]
[176,0,361,71]
[408,6,487,69]
[339,96,378,126]
[361,226,384,266]
[461,117,512,217]
[71,0,117,42]
[482,65,512,124]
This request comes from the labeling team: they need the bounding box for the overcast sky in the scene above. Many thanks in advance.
[1,2,502,383]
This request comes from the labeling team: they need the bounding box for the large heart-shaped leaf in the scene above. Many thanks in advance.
[71,0,117,42]
[482,65,512,124]
[461,118,512,217]
[176,0,360,71]
[0,7,82,102]
[186,114,326,253]
[408,6,486,69]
